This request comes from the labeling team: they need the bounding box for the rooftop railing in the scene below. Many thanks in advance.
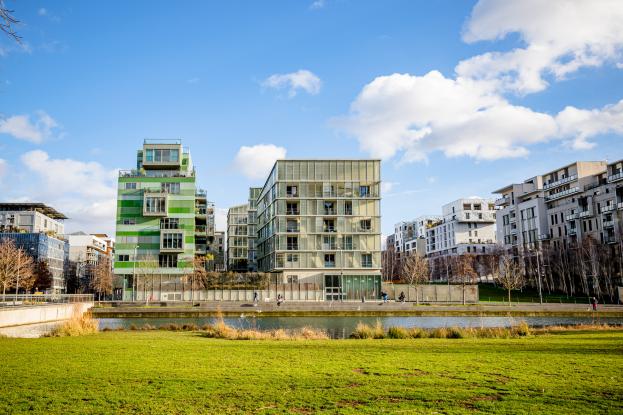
[119,169,194,178]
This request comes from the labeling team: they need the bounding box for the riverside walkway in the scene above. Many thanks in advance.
[91,301,623,318]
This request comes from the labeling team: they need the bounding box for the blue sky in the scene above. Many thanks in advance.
[1,0,622,237]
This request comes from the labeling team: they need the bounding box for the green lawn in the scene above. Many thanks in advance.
[478,283,590,304]
[1,331,622,414]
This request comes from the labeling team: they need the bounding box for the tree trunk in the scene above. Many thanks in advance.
[415,285,419,306]
[508,288,511,306]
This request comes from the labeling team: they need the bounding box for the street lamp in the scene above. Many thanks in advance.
[132,245,140,302]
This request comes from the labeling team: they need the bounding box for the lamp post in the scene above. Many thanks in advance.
[132,245,140,302]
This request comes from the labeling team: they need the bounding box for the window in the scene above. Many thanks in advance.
[359,185,370,197]
[344,201,353,215]
[343,235,353,250]
[160,218,179,229]
[144,196,166,214]
[286,202,299,215]
[360,219,372,231]
[286,255,298,263]
[465,212,471,219]
[323,235,336,250]
[159,254,178,268]
[118,254,130,262]
[286,219,299,233]
[324,254,336,268]
[286,185,298,197]
[324,201,336,215]
[122,219,136,225]
[162,233,183,250]
[161,182,180,194]
[361,253,372,268]
[145,149,179,163]
[125,182,137,190]
[323,219,336,232]
[323,183,335,197]
[287,275,299,283]
[287,236,298,250]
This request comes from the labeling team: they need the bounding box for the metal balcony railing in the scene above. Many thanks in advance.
[578,210,591,218]
[323,209,337,215]
[495,196,510,206]
[565,213,577,221]
[545,186,580,201]
[602,204,616,213]
[608,172,623,183]
[543,174,577,190]
[603,220,615,228]
[538,234,550,240]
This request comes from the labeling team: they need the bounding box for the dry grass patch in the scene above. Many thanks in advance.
[46,312,98,337]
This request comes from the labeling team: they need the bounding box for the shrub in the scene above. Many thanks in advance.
[447,327,465,339]
[511,321,531,337]
[387,326,409,339]
[46,312,98,337]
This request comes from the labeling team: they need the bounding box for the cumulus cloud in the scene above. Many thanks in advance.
[381,181,398,194]
[19,150,118,234]
[310,0,326,10]
[38,8,47,16]
[335,0,623,163]
[262,70,322,97]
[0,111,60,143]
[459,0,623,94]
[233,144,287,180]
[214,208,228,233]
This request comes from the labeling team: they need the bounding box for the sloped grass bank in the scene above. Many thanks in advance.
[0,330,622,414]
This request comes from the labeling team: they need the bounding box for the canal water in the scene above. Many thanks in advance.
[2,316,621,338]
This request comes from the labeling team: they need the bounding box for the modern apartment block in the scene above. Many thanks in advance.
[247,187,262,271]
[114,139,215,301]
[65,232,112,287]
[393,215,441,257]
[393,220,416,257]
[426,198,497,257]
[213,231,225,271]
[494,159,623,250]
[227,204,249,272]
[0,203,69,293]
[255,160,382,300]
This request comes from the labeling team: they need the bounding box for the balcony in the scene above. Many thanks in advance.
[286,244,299,251]
[543,174,577,190]
[495,196,510,207]
[323,209,337,216]
[119,169,194,178]
[322,243,337,250]
[578,210,592,218]
[545,186,580,201]
[286,227,300,233]
[195,208,207,217]
[568,228,577,236]
[538,234,550,241]
[604,235,617,244]
[603,220,615,228]
[323,227,337,233]
[196,189,207,198]
[602,204,616,213]
[196,244,207,254]
[286,209,300,215]
[607,172,623,183]
[565,213,577,221]
[618,202,623,210]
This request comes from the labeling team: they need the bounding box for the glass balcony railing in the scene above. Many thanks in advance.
[608,172,623,183]
[545,186,580,201]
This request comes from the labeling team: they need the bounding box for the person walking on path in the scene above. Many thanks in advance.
[253,291,259,306]
[277,294,283,307]
[591,296,598,311]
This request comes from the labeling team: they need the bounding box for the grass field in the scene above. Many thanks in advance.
[1,331,622,414]
[478,284,590,304]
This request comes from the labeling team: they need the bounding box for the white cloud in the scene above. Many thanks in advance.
[335,71,559,162]
[556,99,623,150]
[38,8,47,16]
[310,0,326,10]
[233,144,287,180]
[458,0,623,94]
[214,208,228,233]
[187,77,200,84]
[426,176,437,184]
[262,70,322,97]
[0,159,6,182]
[381,181,398,194]
[0,111,60,143]
[19,150,118,234]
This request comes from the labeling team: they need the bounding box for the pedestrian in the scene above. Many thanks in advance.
[361,294,365,303]
[591,296,597,311]
[253,291,259,306]
[398,291,405,303]
[277,294,283,307]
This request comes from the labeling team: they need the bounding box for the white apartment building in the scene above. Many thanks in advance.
[393,215,440,257]
[0,203,66,235]
[426,198,497,257]
[393,220,416,256]
[66,232,111,267]
[494,160,623,251]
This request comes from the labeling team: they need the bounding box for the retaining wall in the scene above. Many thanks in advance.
[0,302,93,328]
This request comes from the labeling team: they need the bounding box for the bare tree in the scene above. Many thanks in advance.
[33,260,53,292]
[91,257,113,301]
[452,254,478,305]
[0,0,21,43]
[495,253,525,305]
[0,239,35,299]
[400,253,429,304]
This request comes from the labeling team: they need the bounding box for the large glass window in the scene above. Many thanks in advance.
[324,254,336,268]
[323,219,336,232]
[361,253,372,268]
[160,218,179,229]
[286,236,298,250]
[161,182,180,194]
[359,219,371,231]
[359,185,370,197]
[145,197,166,214]
[162,233,183,249]
[159,254,178,268]
[344,201,353,215]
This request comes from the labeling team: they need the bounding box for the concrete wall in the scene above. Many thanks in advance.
[382,283,478,303]
[0,302,93,328]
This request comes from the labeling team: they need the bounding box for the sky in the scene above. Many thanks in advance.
[1,0,623,238]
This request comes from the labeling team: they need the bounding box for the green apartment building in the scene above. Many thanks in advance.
[114,140,215,301]
[256,160,382,300]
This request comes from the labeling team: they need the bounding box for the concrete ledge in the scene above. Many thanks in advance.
[0,302,93,328]
[91,302,623,318]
